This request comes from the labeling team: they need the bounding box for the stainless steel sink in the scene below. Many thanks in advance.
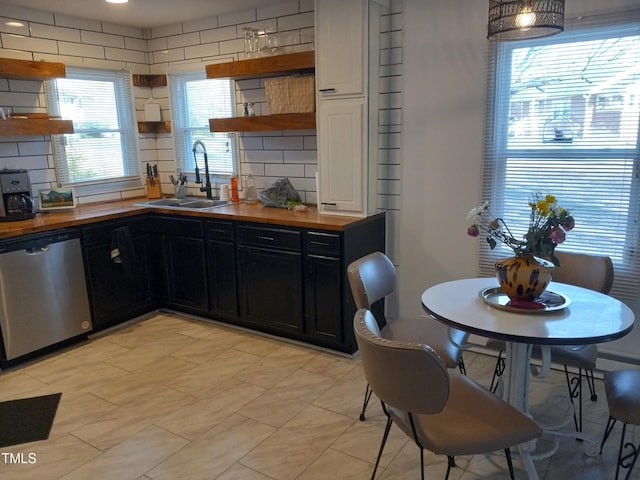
[135,197,232,210]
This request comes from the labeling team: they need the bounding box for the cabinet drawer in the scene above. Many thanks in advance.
[237,225,301,251]
[305,231,341,256]
[205,220,234,241]
[154,216,204,238]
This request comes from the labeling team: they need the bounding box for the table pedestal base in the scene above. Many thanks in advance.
[502,342,602,479]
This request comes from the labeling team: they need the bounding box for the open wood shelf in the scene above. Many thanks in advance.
[0,118,74,135]
[205,51,315,80]
[138,121,171,133]
[0,57,66,80]
[209,113,316,132]
[132,74,167,87]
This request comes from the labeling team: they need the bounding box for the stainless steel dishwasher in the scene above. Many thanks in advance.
[0,229,92,362]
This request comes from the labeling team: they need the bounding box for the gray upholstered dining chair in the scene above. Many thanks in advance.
[347,251,469,421]
[599,369,640,480]
[354,308,542,480]
[488,251,614,434]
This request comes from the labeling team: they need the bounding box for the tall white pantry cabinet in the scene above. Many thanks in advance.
[315,0,390,216]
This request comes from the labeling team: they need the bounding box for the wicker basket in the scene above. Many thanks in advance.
[265,75,315,114]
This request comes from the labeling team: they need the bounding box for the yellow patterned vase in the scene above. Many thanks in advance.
[495,255,555,302]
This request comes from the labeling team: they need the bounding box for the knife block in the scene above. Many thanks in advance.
[146,177,162,199]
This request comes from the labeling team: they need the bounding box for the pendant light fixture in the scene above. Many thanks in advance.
[488,0,565,41]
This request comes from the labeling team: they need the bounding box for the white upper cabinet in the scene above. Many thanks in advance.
[315,0,367,97]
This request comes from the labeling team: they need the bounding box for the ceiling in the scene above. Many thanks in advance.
[0,0,273,29]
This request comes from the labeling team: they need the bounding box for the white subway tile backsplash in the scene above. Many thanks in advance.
[200,25,237,44]
[54,14,102,32]
[299,0,314,13]
[17,141,49,156]
[257,3,300,21]
[183,16,219,34]
[152,48,185,63]
[263,136,304,150]
[283,150,317,163]
[81,30,124,48]
[302,136,317,150]
[266,163,304,177]
[125,37,148,52]
[102,23,144,39]
[184,43,219,61]
[0,4,52,25]
[244,150,284,163]
[219,38,244,55]
[1,34,58,54]
[0,143,19,157]
[239,137,264,150]
[151,24,182,40]
[58,41,104,58]
[1,0,403,208]
[0,49,32,61]
[0,91,40,107]
[29,23,81,42]
[0,17,29,35]
[105,46,146,64]
[8,79,42,93]
[277,12,314,31]
[168,32,200,49]
[218,10,256,28]
[147,37,168,52]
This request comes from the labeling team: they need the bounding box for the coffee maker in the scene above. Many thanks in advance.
[0,169,34,221]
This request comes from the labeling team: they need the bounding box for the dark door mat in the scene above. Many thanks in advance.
[0,393,62,448]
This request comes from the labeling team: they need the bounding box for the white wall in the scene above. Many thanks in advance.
[399,0,487,317]
[400,0,640,364]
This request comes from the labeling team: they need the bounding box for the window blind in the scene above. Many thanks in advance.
[481,9,640,307]
[46,67,139,188]
[170,70,237,178]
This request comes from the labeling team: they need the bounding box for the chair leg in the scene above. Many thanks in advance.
[617,423,640,480]
[360,383,373,421]
[445,456,455,480]
[458,357,467,376]
[563,365,584,434]
[490,350,505,394]
[600,415,617,454]
[585,368,598,401]
[371,413,393,480]
[505,448,515,480]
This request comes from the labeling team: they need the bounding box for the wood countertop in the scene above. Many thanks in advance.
[0,198,384,240]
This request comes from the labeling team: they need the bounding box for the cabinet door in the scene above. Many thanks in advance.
[84,235,154,330]
[318,96,366,214]
[162,235,208,312]
[238,245,303,332]
[304,254,343,343]
[207,240,238,319]
[315,0,366,97]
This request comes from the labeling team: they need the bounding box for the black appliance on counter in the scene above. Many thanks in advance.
[0,169,34,221]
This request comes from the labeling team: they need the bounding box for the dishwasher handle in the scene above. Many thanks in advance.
[25,245,50,255]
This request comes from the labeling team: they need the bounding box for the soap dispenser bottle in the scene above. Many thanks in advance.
[230,173,239,202]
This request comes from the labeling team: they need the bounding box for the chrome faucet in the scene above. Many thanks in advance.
[192,140,212,199]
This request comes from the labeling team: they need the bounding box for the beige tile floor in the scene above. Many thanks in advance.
[0,313,633,479]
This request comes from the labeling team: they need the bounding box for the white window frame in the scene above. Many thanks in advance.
[45,67,139,195]
[169,70,238,183]
[481,11,640,307]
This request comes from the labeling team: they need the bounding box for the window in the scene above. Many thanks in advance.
[170,70,238,179]
[46,67,139,192]
[482,11,640,305]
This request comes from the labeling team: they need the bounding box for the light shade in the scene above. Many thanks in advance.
[488,0,565,41]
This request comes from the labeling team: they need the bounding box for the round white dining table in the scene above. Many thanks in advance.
[421,277,635,480]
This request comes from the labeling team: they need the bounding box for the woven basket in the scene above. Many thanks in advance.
[265,75,315,114]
